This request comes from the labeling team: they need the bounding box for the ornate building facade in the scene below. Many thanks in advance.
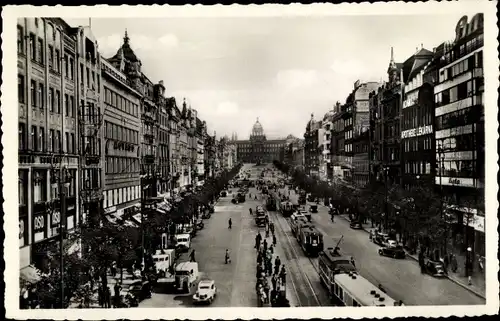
[235,118,286,164]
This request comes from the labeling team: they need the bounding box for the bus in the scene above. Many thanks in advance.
[318,248,397,306]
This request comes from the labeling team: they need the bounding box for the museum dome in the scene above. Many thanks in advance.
[252,118,264,136]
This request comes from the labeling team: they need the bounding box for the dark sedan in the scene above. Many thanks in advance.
[350,221,363,230]
[422,259,447,278]
[378,245,406,259]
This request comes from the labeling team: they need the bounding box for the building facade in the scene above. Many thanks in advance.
[303,114,321,177]
[235,118,286,164]
[401,47,436,188]
[195,118,206,185]
[155,81,169,197]
[102,33,143,219]
[18,18,89,276]
[433,14,485,256]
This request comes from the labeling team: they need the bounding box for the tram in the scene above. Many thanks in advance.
[298,225,324,256]
[318,247,398,306]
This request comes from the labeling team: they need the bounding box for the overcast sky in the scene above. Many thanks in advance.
[65,13,479,139]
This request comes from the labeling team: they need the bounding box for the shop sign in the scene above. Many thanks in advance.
[19,219,25,240]
[464,214,485,233]
[401,125,433,139]
[51,210,61,227]
[403,96,417,109]
[33,214,45,233]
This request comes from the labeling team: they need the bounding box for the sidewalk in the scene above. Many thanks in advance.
[334,210,486,299]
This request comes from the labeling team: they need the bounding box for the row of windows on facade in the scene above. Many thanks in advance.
[18,25,101,90]
[402,104,433,130]
[19,123,76,154]
[435,105,483,132]
[104,186,141,209]
[437,135,477,153]
[439,50,482,85]
[18,169,77,206]
[104,121,139,145]
[105,156,140,174]
[403,136,433,152]
[372,123,401,142]
[372,148,400,162]
[435,78,484,108]
[440,34,483,70]
[103,87,139,118]
[18,75,76,117]
[436,159,477,179]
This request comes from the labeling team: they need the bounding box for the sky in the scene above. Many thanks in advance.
[65,13,479,139]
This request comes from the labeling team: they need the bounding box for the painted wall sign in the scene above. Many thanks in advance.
[401,125,433,139]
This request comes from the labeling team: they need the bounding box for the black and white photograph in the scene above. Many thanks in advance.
[2,1,498,320]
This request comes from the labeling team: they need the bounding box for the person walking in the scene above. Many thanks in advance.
[271,274,277,290]
[263,239,268,252]
[190,249,196,262]
[270,222,275,235]
[106,286,112,308]
[350,256,356,268]
[272,233,277,246]
[113,282,121,308]
[274,256,281,273]
[280,266,287,285]
[225,249,231,264]
[98,285,104,307]
[450,253,458,273]
[228,218,232,229]
[249,208,253,215]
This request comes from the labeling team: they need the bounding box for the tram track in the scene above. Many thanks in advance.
[270,210,328,306]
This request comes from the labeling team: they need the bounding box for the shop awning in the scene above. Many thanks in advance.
[20,265,41,284]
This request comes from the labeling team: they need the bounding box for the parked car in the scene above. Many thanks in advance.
[193,279,217,304]
[350,221,363,229]
[196,219,204,230]
[422,259,447,278]
[220,191,227,197]
[309,204,318,213]
[202,212,211,219]
[372,232,395,247]
[128,280,152,303]
[378,245,406,259]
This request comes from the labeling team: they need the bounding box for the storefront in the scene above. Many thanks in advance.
[447,206,485,256]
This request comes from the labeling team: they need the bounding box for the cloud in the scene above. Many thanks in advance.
[97,33,179,58]
[275,69,319,90]
[330,59,370,78]
[215,101,239,115]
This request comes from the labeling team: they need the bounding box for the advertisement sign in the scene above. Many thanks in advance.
[401,125,433,139]
[464,214,485,233]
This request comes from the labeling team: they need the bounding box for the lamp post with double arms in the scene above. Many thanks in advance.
[437,142,446,255]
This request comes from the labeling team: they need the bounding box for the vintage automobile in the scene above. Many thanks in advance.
[193,279,217,304]
[202,211,211,219]
[349,221,363,230]
[309,204,318,213]
[378,245,406,259]
[127,280,152,304]
[422,259,447,278]
[196,219,204,230]
[220,191,227,197]
[371,232,396,247]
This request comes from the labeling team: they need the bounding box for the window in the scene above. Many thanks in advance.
[64,54,69,77]
[56,130,62,152]
[70,96,75,117]
[55,90,61,114]
[39,127,45,152]
[65,132,69,153]
[64,94,69,116]
[18,75,25,103]
[30,80,36,107]
[48,45,53,69]
[54,49,60,72]
[91,71,95,89]
[33,170,47,203]
[71,133,75,154]
[48,88,53,112]
[49,129,54,152]
[19,123,26,150]
[31,126,37,151]
[86,67,90,87]
[38,83,44,110]
[97,75,100,93]
[17,25,24,54]
[29,33,35,60]
[69,58,74,80]
[37,38,44,64]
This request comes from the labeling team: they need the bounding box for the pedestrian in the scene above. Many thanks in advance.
[350,256,356,268]
[269,244,274,255]
[273,234,277,246]
[111,261,117,277]
[450,253,458,273]
[280,266,287,284]
[270,222,275,235]
[225,249,231,264]
[106,286,112,308]
[249,208,253,215]
[228,218,232,229]
[443,253,449,273]
[257,252,263,265]
[271,274,277,290]
[263,239,268,252]
[190,249,196,262]
[264,284,270,303]
[113,282,121,308]
[97,285,103,307]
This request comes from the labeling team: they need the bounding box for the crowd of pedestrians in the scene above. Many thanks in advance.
[254,216,289,307]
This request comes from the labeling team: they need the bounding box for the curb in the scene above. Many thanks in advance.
[326,207,486,300]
